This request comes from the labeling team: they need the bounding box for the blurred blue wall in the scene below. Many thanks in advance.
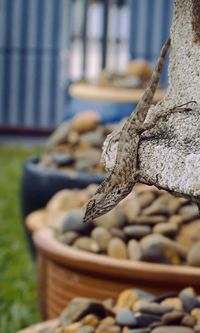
[0,0,70,129]
[129,0,173,86]
[0,0,173,130]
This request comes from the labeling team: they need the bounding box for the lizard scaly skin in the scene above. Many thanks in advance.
[83,38,171,223]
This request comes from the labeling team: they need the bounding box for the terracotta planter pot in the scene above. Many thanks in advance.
[25,210,47,233]
[33,228,200,320]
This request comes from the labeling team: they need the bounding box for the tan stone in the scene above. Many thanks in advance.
[138,191,156,209]
[107,238,128,259]
[82,314,99,327]
[164,248,181,265]
[72,111,100,133]
[99,317,116,327]
[95,316,118,333]
[73,237,100,253]
[168,215,184,226]
[153,223,178,236]
[26,210,47,232]
[161,297,183,310]
[181,314,196,327]
[96,325,121,333]
[130,215,166,225]
[47,211,68,230]
[122,194,141,222]
[194,324,200,332]
[95,208,125,230]
[167,197,187,214]
[47,189,85,212]
[91,227,111,251]
[116,289,138,308]
[178,220,200,252]
[142,194,170,216]
[124,60,153,81]
[187,241,200,266]
[58,322,82,333]
[127,239,142,261]
[151,326,195,333]
[191,308,200,324]
[67,130,80,145]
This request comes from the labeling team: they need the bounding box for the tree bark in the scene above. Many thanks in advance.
[103,0,200,205]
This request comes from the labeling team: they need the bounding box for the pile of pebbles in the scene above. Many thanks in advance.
[39,287,200,333]
[44,183,200,266]
[94,59,153,89]
[40,111,120,175]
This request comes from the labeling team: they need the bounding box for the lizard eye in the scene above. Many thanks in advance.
[117,189,122,195]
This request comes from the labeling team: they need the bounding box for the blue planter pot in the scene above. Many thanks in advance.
[21,157,105,255]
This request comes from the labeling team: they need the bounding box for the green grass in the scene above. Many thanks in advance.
[0,146,43,333]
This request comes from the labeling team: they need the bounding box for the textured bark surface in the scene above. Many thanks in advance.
[103,0,200,204]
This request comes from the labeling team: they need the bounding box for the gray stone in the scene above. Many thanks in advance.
[124,225,151,239]
[179,205,199,221]
[60,298,108,326]
[80,130,105,147]
[116,308,137,327]
[141,248,169,264]
[140,234,186,263]
[135,313,161,327]
[51,152,74,167]
[179,293,200,312]
[62,210,93,233]
[75,160,94,172]
[179,287,196,298]
[74,148,101,167]
[181,314,195,327]
[133,288,154,302]
[57,231,79,245]
[136,302,173,316]
[152,292,178,303]
[46,120,71,148]
[162,311,184,325]
[110,227,126,241]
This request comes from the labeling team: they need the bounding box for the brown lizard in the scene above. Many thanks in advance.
[83,38,195,224]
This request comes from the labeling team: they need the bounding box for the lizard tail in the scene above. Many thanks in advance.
[134,37,171,121]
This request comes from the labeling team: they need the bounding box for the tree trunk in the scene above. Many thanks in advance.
[104,0,200,205]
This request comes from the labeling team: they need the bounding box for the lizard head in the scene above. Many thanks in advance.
[83,178,133,223]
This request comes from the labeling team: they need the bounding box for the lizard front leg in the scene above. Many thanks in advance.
[139,102,196,133]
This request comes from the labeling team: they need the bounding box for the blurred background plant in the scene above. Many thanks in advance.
[0,147,42,332]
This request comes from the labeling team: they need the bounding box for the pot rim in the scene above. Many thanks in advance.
[24,156,106,182]
[33,227,200,287]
